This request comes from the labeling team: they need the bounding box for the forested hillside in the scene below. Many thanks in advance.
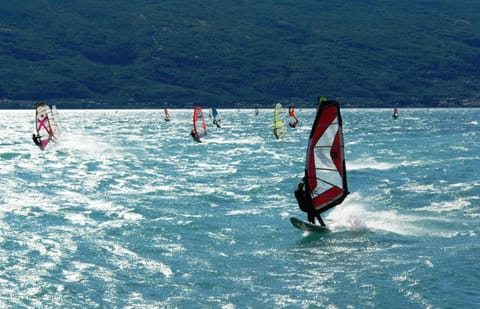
[1,0,479,108]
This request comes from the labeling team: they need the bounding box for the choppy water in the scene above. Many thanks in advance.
[0,108,479,308]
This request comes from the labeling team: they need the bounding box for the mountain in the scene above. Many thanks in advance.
[1,0,479,108]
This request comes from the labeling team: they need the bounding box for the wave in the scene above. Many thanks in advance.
[415,198,472,214]
[348,158,397,171]
[326,193,440,236]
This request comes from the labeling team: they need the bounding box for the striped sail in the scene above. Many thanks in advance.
[305,100,349,213]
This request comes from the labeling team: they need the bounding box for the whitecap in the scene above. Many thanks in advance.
[416,199,471,213]
[327,194,427,236]
[348,158,397,171]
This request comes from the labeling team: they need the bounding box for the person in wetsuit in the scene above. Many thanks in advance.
[190,129,201,142]
[32,133,41,147]
[294,181,325,226]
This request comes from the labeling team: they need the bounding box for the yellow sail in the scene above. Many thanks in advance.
[273,103,286,139]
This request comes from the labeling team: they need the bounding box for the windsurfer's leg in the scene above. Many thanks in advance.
[316,214,326,227]
[307,212,315,224]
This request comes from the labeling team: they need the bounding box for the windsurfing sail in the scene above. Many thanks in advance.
[288,106,298,128]
[164,108,171,122]
[192,106,207,141]
[34,102,61,150]
[255,106,259,115]
[393,106,399,119]
[305,99,349,214]
[273,103,287,139]
[212,106,221,128]
[50,104,62,137]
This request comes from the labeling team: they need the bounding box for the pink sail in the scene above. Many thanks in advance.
[34,102,60,150]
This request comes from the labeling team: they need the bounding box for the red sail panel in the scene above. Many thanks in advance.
[193,106,207,139]
[305,100,348,213]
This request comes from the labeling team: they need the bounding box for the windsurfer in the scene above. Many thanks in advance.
[32,133,41,147]
[295,181,325,226]
[190,129,201,142]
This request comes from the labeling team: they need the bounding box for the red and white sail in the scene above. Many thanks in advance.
[193,106,207,139]
[305,100,349,213]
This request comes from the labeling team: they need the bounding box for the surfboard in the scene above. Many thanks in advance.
[290,217,329,232]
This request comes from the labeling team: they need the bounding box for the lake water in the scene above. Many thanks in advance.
[0,108,479,307]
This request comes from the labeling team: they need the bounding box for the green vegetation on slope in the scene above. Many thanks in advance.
[0,0,479,108]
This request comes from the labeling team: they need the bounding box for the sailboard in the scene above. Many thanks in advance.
[291,99,349,231]
[273,102,287,139]
[255,106,259,115]
[288,106,298,128]
[164,108,171,122]
[393,106,399,119]
[191,106,207,142]
[33,102,61,150]
[212,106,221,128]
[290,217,329,232]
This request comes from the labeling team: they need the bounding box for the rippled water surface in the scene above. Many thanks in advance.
[1,108,479,307]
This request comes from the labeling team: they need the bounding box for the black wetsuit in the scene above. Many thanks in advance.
[190,130,201,142]
[32,134,41,147]
[295,184,325,226]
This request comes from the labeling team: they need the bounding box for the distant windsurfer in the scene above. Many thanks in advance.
[32,133,42,147]
[213,119,221,128]
[288,106,298,128]
[295,181,325,226]
[273,128,279,139]
[190,129,201,142]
